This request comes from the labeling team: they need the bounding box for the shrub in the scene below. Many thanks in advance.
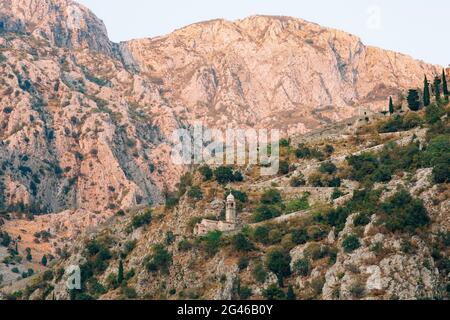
[380,190,430,233]
[239,286,252,300]
[229,189,248,203]
[293,259,311,277]
[253,205,281,223]
[331,188,344,200]
[285,193,309,214]
[199,165,213,181]
[319,162,337,175]
[263,285,286,300]
[145,244,172,274]
[266,249,291,285]
[238,257,250,271]
[279,160,290,175]
[252,263,267,284]
[214,166,235,184]
[290,175,306,187]
[349,281,366,298]
[178,239,193,252]
[253,226,270,245]
[342,235,361,253]
[187,186,203,201]
[260,189,282,205]
[233,233,255,252]
[291,229,308,245]
[131,209,152,229]
[353,214,371,227]
[203,231,222,257]
[425,104,446,124]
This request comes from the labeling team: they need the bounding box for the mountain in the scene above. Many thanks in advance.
[0,0,114,56]
[122,16,439,133]
[0,0,449,301]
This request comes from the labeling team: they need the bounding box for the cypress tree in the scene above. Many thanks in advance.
[442,69,449,96]
[407,89,420,111]
[287,285,296,300]
[118,259,124,285]
[433,76,441,102]
[423,76,430,107]
[41,255,47,266]
[389,96,394,114]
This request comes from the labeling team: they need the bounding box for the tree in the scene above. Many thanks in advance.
[260,189,282,205]
[199,165,213,181]
[232,233,255,252]
[389,96,395,114]
[433,76,441,102]
[145,244,173,274]
[25,248,32,262]
[266,249,291,286]
[443,69,449,97]
[423,76,431,107]
[287,285,296,300]
[117,260,124,285]
[41,255,48,266]
[407,89,420,111]
[214,166,234,184]
[263,284,286,300]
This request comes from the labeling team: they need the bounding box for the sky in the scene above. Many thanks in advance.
[75,0,449,66]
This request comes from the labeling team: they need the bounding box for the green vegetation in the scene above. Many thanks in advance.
[407,89,420,111]
[423,76,431,107]
[284,193,310,214]
[232,233,255,252]
[293,258,311,277]
[380,190,430,233]
[145,244,173,274]
[295,143,325,161]
[199,165,213,181]
[202,231,222,257]
[389,96,395,114]
[214,166,243,184]
[131,209,152,229]
[187,186,203,201]
[263,284,286,300]
[342,235,361,253]
[266,248,291,286]
[378,113,423,133]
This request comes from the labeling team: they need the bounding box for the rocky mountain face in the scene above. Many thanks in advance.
[122,16,439,134]
[0,0,441,213]
[0,0,114,56]
[0,1,448,299]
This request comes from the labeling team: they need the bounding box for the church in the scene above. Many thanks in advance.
[194,193,238,236]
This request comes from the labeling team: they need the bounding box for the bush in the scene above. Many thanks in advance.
[279,160,290,175]
[199,165,213,181]
[253,226,270,245]
[381,190,430,233]
[425,104,446,124]
[263,285,286,300]
[342,235,361,253]
[203,231,222,257]
[291,229,308,245]
[239,286,253,300]
[214,166,235,184]
[290,175,306,187]
[285,193,309,214]
[252,263,268,284]
[319,162,337,175]
[266,249,291,285]
[145,244,173,274]
[253,205,281,222]
[331,188,344,200]
[260,189,282,205]
[238,257,250,271]
[293,259,311,277]
[187,186,203,201]
[353,213,371,227]
[233,233,255,252]
[131,209,152,229]
[178,239,193,252]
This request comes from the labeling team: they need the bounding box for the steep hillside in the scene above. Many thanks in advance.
[1,104,448,300]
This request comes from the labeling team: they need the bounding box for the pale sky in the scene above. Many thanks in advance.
[75,0,449,66]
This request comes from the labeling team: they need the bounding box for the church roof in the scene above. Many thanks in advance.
[227,193,235,201]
